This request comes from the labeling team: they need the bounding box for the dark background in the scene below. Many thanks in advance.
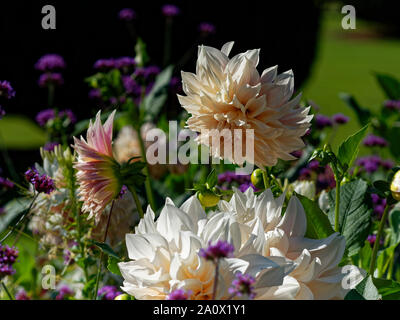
[0,0,322,120]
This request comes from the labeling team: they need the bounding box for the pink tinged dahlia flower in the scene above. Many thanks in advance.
[73,110,121,222]
[177,42,312,168]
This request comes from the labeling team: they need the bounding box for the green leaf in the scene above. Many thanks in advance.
[357,241,372,271]
[337,124,369,170]
[373,278,400,300]
[389,206,400,246]
[376,245,397,278]
[375,73,400,100]
[141,66,173,122]
[135,38,149,67]
[339,93,371,127]
[328,179,372,256]
[107,256,122,276]
[346,276,381,300]
[296,193,335,239]
[89,240,120,260]
[206,169,218,189]
[0,198,30,234]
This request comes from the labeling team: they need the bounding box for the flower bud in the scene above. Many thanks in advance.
[114,294,131,300]
[251,169,265,189]
[198,190,220,208]
[391,170,400,201]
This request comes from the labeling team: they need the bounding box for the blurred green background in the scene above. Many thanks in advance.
[1,6,400,152]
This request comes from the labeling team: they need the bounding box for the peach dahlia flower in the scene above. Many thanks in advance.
[178,42,312,168]
[216,188,364,299]
[118,196,293,300]
[73,110,121,222]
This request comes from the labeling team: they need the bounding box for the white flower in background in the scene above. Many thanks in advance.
[291,180,316,200]
[318,190,330,213]
[91,190,139,246]
[178,42,312,168]
[118,196,292,300]
[216,188,364,299]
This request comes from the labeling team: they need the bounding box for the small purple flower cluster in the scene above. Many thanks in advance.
[367,234,384,247]
[199,240,234,262]
[35,54,66,89]
[0,244,18,278]
[384,100,400,111]
[25,167,55,194]
[299,160,335,192]
[0,80,16,100]
[134,65,161,79]
[15,289,30,300]
[35,54,66,72]
[0,207,5,215]
[56,285,74,300]
[356,156,393,173]
[35,108,76,127]
[43,142,60,152]
[315,113,349,129]
[0,176,14,189]
[218,171,256,192]
[93,57,136,72]
[0,80,16,118]
[98,285,122,300]
[118,8,136,21]
[119,185,128,198]
[198,22,216,35]
[167,289,192,300]
[371,194,387,218]
[162,4,180,17]
[363,134,388,148]
[38,73,64,88]
[228,272,256,299]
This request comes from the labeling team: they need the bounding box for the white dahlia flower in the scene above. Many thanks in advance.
[216,188,364,299]
[178,42,312,168]
[118,196,293,300]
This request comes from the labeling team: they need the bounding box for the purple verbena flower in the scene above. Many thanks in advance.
[367,234,383,247]
[25,167,55,194]
[228,272,256,299]
[122,76,140,95]
[0,207,5,216]
[119,185,128,198]
[363,134,388,148]
[356,155,382,173]
[198,22,216,34]
[166,289,192,300]
[43,142,60,152]
[0,244,18,278]
[15,289,30,300]
[118,8,136,21]
[332,113,349,124]
[88,88,102,100]
[98,285,122,300]
[36,109,56,126]
[59,109,77,124]
[291,150,303,158]
[93,58,116,71]
[384,100,400,111]
[315,114,332,129]
[162,4,180,17]
[0,176,14,189]
[0,80,16,99]
[35,54,66,71]
[115,57,136,70]
[239,182,256,193]
[199,240,234,262]
[38,73,64,88]
[56,285,74,300]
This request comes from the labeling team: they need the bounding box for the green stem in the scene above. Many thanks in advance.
[47,82,55,107]
[1,192,38,244]
[1,281,14,300]
[137,128,156,212]
[128,185,144,218]
[369,204,390,276]
[334,178,341,232]
[387,254,395,280]
[261,169,270,190]
[92,200,115,300]
[212,260,220,300]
